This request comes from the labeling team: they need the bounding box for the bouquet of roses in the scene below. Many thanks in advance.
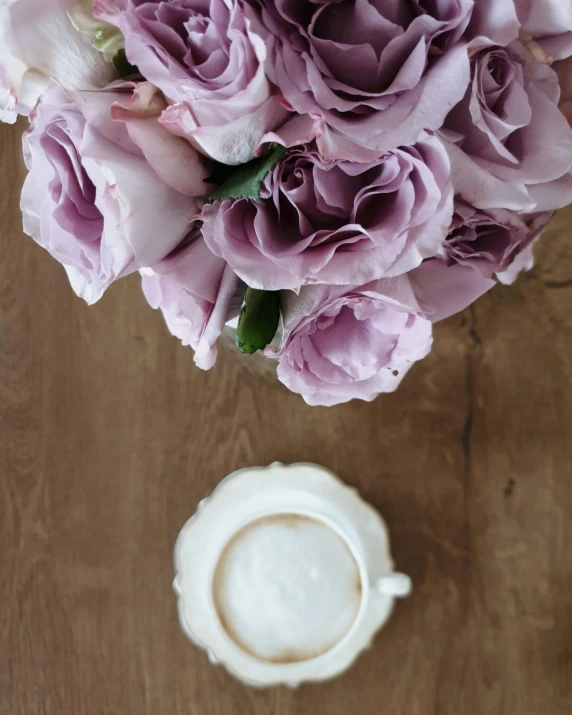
[2,0,572,406]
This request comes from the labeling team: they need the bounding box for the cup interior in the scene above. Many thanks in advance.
[212,512,365,664]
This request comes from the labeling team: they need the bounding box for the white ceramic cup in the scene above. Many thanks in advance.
[174,463,411,687]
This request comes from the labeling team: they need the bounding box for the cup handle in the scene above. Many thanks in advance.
[376,572,412,598]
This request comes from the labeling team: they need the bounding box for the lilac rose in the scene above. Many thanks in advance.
[441,40,572,213]
[521,0,572,60]
[409,259,495,323]
[95,0,290,165]
[244,0,473,161]
[141,230,240,369]
[445,199,539,277]
[466,0,526,47]
[266,276,433,407]
[21,82,205,304]
[409,208,554,322]
[495,210,555,285]
[458,0,571,57]
[201,133,453,291]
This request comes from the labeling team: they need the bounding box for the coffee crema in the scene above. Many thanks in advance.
[213,514,362,664]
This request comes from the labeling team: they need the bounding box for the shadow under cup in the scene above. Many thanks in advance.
[212,513,366,665]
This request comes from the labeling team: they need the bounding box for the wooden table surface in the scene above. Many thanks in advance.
[1,119,572,715]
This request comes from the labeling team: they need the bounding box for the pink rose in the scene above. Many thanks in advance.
[267,277,433,407]
[441,40,572,212]
[95,0,290,165]
[201,134,453,291]
[141,230,240,370]
[21,82,205,304]
[0,0,115,123]
[244,0,473,161]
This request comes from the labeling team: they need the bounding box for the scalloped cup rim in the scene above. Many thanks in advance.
[173,462,409,687]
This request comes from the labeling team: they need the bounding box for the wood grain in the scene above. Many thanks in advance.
[1,119,571,715]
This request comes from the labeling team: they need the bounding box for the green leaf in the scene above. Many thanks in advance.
[112,49,139,78]
[236,288,281,355]
[208,145,286,203]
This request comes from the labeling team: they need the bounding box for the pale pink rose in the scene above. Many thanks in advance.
[0,0,115,123]
[110,82,212,197]
[21,82,203,304]
[267,276,433,407]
